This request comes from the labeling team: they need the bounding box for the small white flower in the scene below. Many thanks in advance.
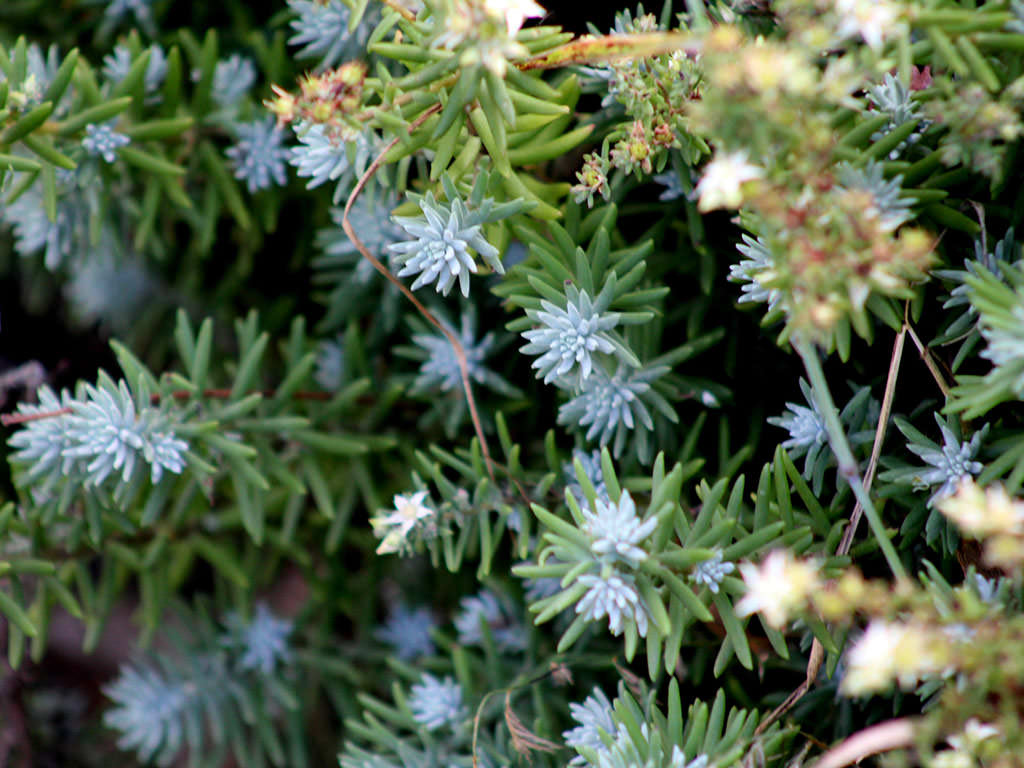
[840,621,904,696]
[695,150,764,212]
[939,479,1024,537]
[483,0,546,35]
[576,570,648,637]
[370,491,434,554]
[582,491,656,567]
[930,749,973,768]
[735,550,819,628]
[947,718,1000,752]
[834,0,902,51]
[841,620,946,697]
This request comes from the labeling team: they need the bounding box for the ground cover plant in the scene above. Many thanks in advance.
[1,0,1024,765]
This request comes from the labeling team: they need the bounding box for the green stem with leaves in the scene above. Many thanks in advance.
[793,335,909,583]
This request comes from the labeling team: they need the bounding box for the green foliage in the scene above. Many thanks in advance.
[3,0,1024,766]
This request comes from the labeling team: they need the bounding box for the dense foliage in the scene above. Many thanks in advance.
[1,0,1024,766]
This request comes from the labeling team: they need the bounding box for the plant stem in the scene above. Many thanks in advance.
[793,335,909,582]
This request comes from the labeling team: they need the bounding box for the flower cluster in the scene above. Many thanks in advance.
[430,0,545,76]
[841,619,950,697]
[571,6,702,207]
[735,550,820,629]
[939,479,1024,569]
[266,62,367,135]
[369,491,436,554]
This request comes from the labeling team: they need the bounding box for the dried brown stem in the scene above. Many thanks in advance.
[0,407,73,427]
[837,321,906,556]
[758,319,909,735]
[0,388,338,426]
[339,102,497,484]
[905,321,952,400]
[754,637,824,737]
[814,717,917,768]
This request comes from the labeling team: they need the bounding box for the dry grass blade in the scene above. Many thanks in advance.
[838,322,906,556]
[904,321,952,401]
[754,637,824,737]
[759,320,908,736]
[504,690,562,761]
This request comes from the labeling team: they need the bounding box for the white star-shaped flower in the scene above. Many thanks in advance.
[834,0,901,51]
[948,718,1001,752]
[938,479,1024,537]
[483,0,546,36]
[735,550,819,628]
[840,621,904,696]
[370,491,434,554]
[695,150,764,212]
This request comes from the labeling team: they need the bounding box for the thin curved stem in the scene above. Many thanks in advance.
[793,334,909,583]
[340,102,497,484]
